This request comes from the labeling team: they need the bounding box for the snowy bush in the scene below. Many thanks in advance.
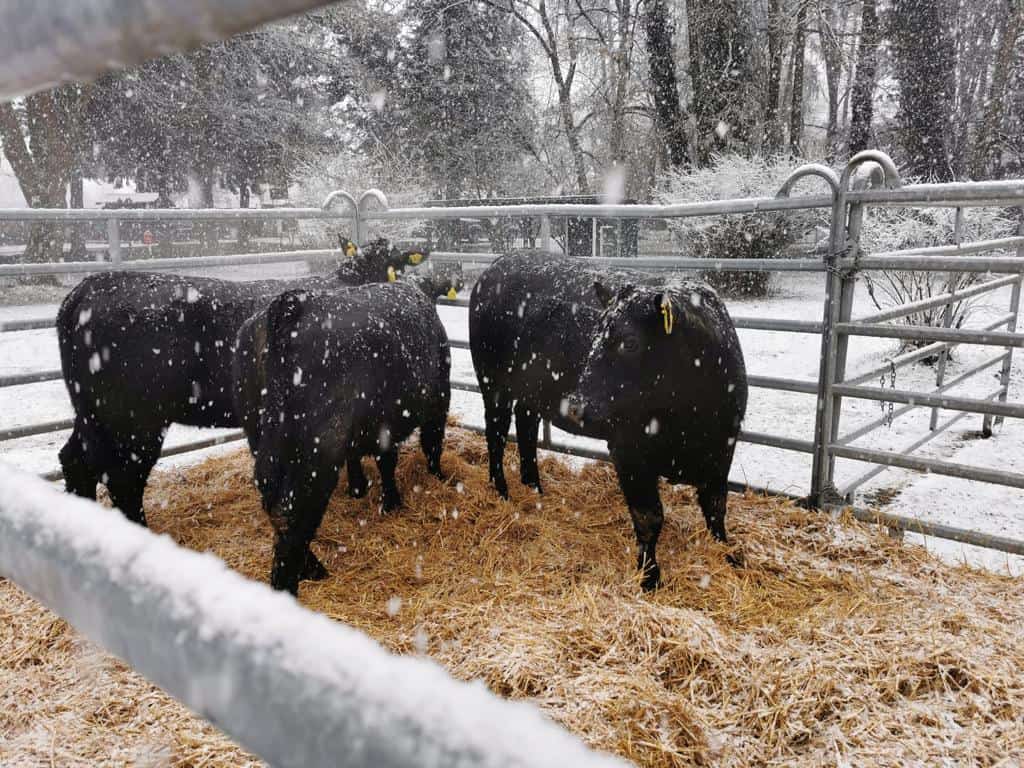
[655,154,829,297]
[858,202,1018,345]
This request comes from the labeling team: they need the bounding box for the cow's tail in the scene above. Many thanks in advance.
[256,290,309,513]
[55,278,95,409]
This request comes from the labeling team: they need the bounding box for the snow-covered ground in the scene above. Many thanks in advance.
[2,266,1022,575]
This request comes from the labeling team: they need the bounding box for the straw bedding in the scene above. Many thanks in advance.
[2,425,1023,766]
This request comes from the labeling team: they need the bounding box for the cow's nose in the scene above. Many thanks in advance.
[566,397,586,425]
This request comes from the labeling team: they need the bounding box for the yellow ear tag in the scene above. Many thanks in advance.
[387,265,397,282]
[660,296,674,335]
[345,242,357,258]
[446,286,458,300]
[408,252,424,265]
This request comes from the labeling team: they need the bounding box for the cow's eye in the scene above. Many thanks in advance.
[617,334,641,355]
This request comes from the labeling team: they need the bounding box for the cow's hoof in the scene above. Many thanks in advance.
[380,495,402,514]
[640,564,662,592]
[301,553,329,581]
[725,550,745,568]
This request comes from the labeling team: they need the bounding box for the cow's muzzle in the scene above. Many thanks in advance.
[565,395,586,426]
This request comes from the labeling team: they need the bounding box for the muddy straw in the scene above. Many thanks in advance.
[2,425,1023,766]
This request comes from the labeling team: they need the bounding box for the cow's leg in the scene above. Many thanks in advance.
[612,454,664,592]
[483,391,513,498]
[268,463,340,595]
[347,455,369,498]
[59,418,97,500]
[514,401,542,492]
[104,429,165,527]
[697,480,729,543]
[376,445,402,512]
[420,413,446,479]
[301,548,329,581]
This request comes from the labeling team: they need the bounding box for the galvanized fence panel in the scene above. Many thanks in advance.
[5,151,1024,557]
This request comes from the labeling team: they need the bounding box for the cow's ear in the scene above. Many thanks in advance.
[594,281,615,307]
[655,292,677,335]
[339,237,359,258]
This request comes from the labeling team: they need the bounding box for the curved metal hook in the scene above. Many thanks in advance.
[357,188,390,211]
[776,164,841,199]
[841,150,902,191]
[321,189,358,213]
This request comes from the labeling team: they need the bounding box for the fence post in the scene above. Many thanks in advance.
[810,199,849,505]
[990,214,1024,432]
[106,217,122,265]
[539,215,551,252]
[931,206,964,430]
[810,151,901,506]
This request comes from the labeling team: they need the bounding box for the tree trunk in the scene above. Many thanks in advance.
[848,0,879,154]
[688,0,755,164]
[893,0,955,180]
[789,1,807,156]
[238,182,252,248]
[0,93,75,265]
[764,0,785,152]
[819,1,842,163]
[644,0,690,167]
[198,171,218,248]
[558,85,590,194]
[970,0,1022,178]
[68,164,87,260]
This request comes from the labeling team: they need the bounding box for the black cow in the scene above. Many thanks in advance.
[232,281,451,594]
[469,251,747,590]
[56,238,426,525]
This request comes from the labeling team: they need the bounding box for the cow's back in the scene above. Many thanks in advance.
[58,271,267,430]
[468,251,662,425]
[259,283,450,457]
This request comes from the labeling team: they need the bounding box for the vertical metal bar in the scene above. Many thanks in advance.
[591,217,598,258]
[539,215,551,252]
[810,193,849,504]
[106,217,122,265]
[825,202,865,485]
[991,215,1024,431]
[931,206,964,430]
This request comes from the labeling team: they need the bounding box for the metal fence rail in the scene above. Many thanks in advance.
[0,464,625,768]
[5,151,1024,559]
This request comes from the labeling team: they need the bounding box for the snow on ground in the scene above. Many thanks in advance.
[2,267,1022,575]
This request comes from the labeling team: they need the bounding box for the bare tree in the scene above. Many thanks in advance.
[971,0,1023,178]
[764,0,786,152]
[789,0,808,155]
[0,87,86,262]
[817,0,842,162]
[487,0,592,192]
[643,0,690,167]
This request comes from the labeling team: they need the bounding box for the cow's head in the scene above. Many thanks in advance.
[357,237,430,280]
[397,264,465,300]
[566,282,714,430]
[337,235,361,259]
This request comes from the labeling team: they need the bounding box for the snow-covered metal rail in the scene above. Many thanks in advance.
[0,464,627,768]
[0,0,343,102]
